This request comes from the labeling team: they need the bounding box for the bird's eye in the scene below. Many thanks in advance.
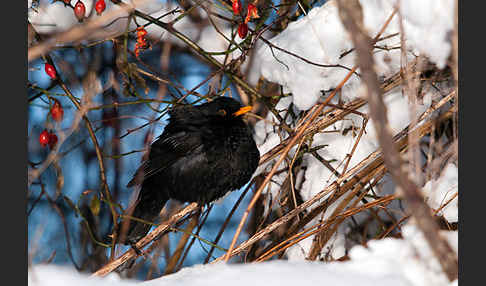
[218,109,227,116]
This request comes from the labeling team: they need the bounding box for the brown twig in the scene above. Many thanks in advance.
[212,104,454,263]
[164,214,199,274]
[223,64,358,262]
[28,0,140,61]
[91,202,199,277]
[335,0,457,280]
[203,184,252,263]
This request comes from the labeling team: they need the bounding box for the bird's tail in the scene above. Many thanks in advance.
[116,183,168,245]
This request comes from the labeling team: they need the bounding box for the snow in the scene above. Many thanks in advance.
[399,0,455,69]
[148,259,412,286]
[28,224,457,286]
[256,0,455,110]
[258,1,358,110]
[29,1,84,33]
[344,224,457,286]
[28,264,132,286]
[422,163,458,223]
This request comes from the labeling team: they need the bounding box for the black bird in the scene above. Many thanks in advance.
[118,97,260,245]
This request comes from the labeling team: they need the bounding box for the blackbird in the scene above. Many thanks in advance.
[118,97,260,245]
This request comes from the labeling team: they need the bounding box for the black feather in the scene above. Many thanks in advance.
[118,97,260,245]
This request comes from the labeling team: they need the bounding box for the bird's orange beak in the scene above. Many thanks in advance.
[233,106,252,116]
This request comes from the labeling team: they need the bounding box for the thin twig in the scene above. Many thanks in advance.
[335,0,457,280]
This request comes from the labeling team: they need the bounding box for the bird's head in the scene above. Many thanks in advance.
[202,97,252,120]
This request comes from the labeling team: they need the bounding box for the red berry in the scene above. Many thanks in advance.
[74,1,86,22]
[51,99,64,122]
[39,129,50,147]
[49,132,58,149]
[238,23,248,39]
[44,63,57,80]
[95,0,106,15]
[232,0,241,15]
[63,0,71,4]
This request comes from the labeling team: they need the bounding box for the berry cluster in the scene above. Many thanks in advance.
[39,129,58,149]
[134,26,149,58]
[231,0,260,39]
[37,64,65,148]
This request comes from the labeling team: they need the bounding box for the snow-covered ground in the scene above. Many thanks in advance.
[28,225,457,286]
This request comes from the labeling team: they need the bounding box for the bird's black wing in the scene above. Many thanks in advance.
[126,130,203,187]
